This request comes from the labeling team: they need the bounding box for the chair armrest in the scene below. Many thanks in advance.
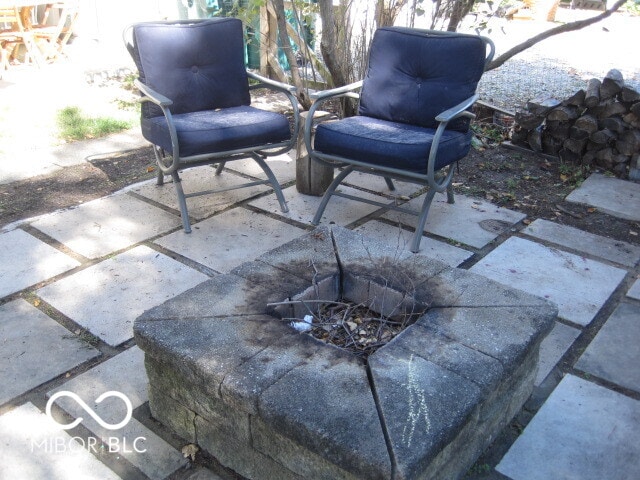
[135,79,173,107]
[247,71,296,94]
[425,94,479,192]
[305,80,364,152]
[435,94,478,123]
[310,81,363,101]
[134,79,181,173]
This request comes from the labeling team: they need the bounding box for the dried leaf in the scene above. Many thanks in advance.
[181,444,199,461]
[146,166,156,173]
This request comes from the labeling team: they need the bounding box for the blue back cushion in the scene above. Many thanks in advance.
[132,18,250,117]
[358,27,486,132]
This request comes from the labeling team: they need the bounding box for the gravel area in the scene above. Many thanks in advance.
[473,8,640,111]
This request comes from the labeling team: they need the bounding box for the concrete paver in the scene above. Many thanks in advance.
[343,171,424,198]
[354,220,473,267]
[471,236,627,326]
[575,303,640,393]
[535,321,581,386]
[226,152,296,184]
[383,193,526,249]
[131,167,269,221]
[37,246,208,346]
[30,194,181,259]
[566,173,640,222]
[0,229,80,298]
[0,299,100,405]
[47,347,186,479]
[523,218,640,267]
[628,279,640,300]
[0,402,122,480]
[155,207,305,273]
[497,374,640,480]
[249,184,384,226]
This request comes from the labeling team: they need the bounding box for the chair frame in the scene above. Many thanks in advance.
[0,6,41,67]
[124,22,300,233]
[33,1,80,61]
[304,29,494,253]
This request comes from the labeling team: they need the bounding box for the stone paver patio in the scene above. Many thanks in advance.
[1,157,639,480]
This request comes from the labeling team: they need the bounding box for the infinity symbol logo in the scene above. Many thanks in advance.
[46,391,133,430]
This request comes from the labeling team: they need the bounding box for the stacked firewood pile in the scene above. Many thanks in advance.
[511,69,640,178]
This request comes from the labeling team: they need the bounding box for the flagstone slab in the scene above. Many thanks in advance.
[566,173,640,221]
[535,320,581,386]
[383,193,526,249]
[155,208,305,273]
[249,184,384,226]
[628,279,640,300]
[131,167,269,220]
[37,245,208,346]
[0,403,122,480]
[30,194,181,259]
[471,237,627,326]
[225,152,296,184]
[575,303,640,393]
[48,347,185,479]
[355,220,473,267]
[0,229,80,298]
[0,299,99,406]
[523,218,640,267]
[497,374,640,480]
[343,170,423,198]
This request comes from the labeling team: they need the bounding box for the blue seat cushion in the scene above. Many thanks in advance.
[131,18,251,120]
[142,105,291,157]
[314,116,471,174]
[359,27,487,132]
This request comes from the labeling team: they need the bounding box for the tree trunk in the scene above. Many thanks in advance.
[270,0,311,109]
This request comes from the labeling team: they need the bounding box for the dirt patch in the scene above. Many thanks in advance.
[1,132,639,247]
[454,138,640,246]
[0,147,156,228]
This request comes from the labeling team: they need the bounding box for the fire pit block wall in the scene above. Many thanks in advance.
[134,225,557,480]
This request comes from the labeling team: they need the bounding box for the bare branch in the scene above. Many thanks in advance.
[486,0,627,71]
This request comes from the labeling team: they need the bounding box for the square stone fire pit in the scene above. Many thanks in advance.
[134,225,556,480]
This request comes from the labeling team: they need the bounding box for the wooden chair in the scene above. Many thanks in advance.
[0,6,42,66]
[32,2,79,61]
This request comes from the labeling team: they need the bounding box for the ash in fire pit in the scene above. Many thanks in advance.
[135,225,557,480]
[279,280,428,361]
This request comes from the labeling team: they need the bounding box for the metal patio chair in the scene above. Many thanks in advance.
[305,27,494,253]
[124,18,299,233]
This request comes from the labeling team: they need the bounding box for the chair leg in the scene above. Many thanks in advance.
[252,154,289,213]
[446,183,455,204]
[384,177,395,191]
[312,166,354,226]
[410,189,437,254]
[152,146,165,185]
[171,171,192,233]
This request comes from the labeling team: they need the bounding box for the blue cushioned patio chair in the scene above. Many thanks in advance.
[124,18,299,233]
[305,27,494,253]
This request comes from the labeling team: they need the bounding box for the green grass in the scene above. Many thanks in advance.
[56,106,132,142]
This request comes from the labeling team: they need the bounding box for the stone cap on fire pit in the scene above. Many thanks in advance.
[135,225,557,479]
